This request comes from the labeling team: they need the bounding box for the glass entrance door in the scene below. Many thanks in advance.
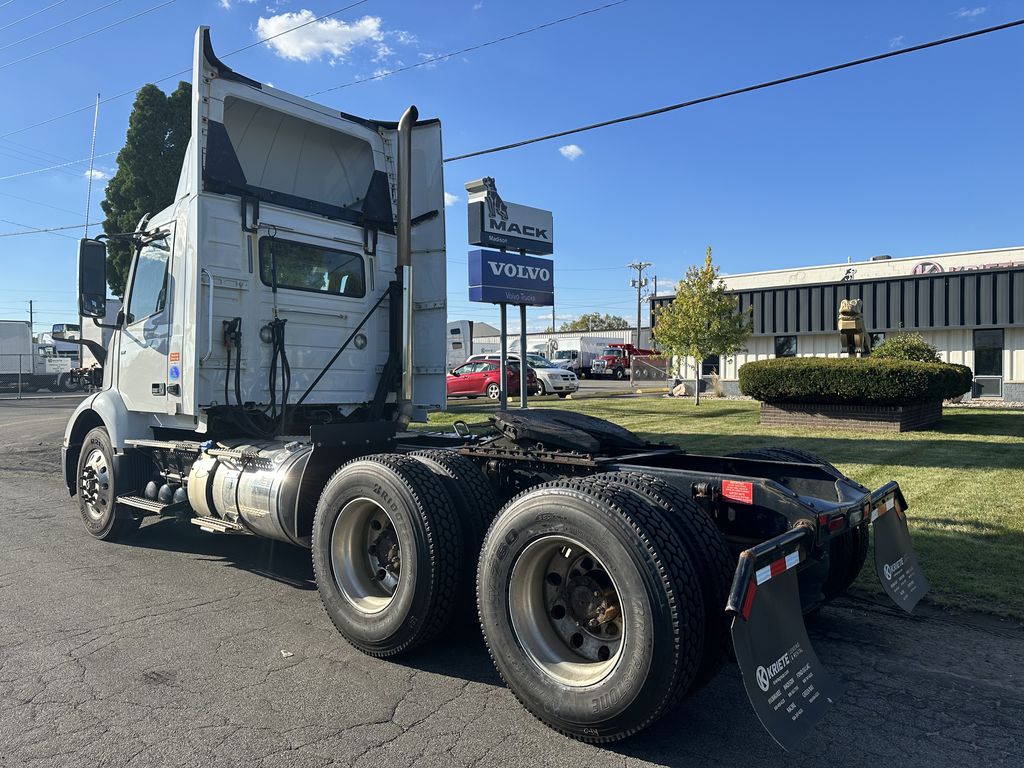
[973,329,1004,398]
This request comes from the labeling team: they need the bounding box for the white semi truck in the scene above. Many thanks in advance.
[549,335,618,377]
[63,27,930,750]
[0,319,75,391]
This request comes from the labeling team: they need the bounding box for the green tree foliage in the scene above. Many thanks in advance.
[559,313,631,332]
[654,247,750,404]
[101,82,191,297]
[871,332,942,363]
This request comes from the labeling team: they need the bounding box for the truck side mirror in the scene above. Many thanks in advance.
[78,239,108,318]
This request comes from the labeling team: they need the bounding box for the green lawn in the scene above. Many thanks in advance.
[426,397,1024,618]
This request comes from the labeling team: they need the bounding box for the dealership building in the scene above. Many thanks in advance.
[650,246,1024,401]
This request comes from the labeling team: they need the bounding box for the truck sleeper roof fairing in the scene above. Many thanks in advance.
[194,28,437,234]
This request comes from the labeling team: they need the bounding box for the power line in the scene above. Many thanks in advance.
[0,222,97,237]
[0,1,370,143]
[0,0,177,73]
[308,0,629,96]
[444,17,1024,162]
[0,152,117,181]
[0,0,126,53]
[0,0,67,34]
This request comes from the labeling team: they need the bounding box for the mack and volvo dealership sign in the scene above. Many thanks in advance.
[465,177,554,256]
[466,177,554,307]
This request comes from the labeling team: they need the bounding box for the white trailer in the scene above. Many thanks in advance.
[549,335,618,376]
[0,320,74,391]
[59,26,931,751]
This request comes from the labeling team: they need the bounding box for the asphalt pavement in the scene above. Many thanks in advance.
[1,398,1021,768]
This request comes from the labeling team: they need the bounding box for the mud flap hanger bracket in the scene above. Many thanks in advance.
[727,525,844,751]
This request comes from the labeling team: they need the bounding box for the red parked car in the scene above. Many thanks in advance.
[446,360,537,399]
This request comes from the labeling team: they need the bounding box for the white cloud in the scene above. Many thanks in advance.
[558,144,584,161]
[84,169,108,180]
[219,0,257,8]
[444,192,460,207]
[955,7,986,18]
[473,2,484,9]
[889,35,905,49]
[256,11,384,63]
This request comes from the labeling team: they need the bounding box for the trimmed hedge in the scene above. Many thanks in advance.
[871,332,941,363]
[739,357,974,406]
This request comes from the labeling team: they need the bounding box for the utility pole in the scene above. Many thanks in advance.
[28,300,33,340]
[85,94,100,237]
[628,261,652,346]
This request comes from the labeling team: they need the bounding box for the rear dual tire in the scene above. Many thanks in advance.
[478,476,707,743]
[312,455,464,657]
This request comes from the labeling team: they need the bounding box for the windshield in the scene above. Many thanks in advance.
[527,355,554,368]
[601,347,621,357]
[553,350,572,360]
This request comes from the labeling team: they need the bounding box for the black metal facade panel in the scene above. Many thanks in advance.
[647,267,1024,338]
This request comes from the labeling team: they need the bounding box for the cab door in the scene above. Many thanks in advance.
[118,227,174,413]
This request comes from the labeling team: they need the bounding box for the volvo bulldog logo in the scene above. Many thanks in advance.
[482,177,508,221]
[912,261,943,275]
[756,666,771,692]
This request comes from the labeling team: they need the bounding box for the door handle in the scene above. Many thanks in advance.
[152,383,166,396]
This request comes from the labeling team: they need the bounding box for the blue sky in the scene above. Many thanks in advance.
[0,0,1021,333]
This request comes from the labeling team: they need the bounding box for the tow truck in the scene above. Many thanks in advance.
[63,27,929,750]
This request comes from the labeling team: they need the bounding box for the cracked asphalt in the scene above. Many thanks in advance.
[1,398,1022,767]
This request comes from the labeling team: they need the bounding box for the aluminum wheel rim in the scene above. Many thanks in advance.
[486,383,500,399]
[330,498,401,615]
[79,448,111,521]
[508,535,625,687]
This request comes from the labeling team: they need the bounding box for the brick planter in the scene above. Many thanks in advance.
[759,401,943,432]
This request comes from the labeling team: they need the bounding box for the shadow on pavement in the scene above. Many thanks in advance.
[129,517,316,590]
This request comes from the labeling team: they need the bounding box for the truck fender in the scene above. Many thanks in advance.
[62,390,151,496]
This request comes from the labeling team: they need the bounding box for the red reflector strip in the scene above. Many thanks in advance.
[741,580,757,620]
[829,516,845,532]
[754,549,802,585]
[722,479,754,505]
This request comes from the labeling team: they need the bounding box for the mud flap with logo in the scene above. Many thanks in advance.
[728,530,843,751]
[871,490,930,613]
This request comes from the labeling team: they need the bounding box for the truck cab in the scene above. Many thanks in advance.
[64,26,447,477]
[590,342,656,379]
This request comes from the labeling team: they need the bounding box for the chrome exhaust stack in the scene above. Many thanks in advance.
[396,105,417,426]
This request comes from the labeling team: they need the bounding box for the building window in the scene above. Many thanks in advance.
[259,238,365,298]
[774,335,797,358]
[869,332,886,351]
[701,355,720,376]
[974,329,1003,376]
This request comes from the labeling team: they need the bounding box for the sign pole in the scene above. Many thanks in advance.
[499,302,508,411]
[519,302,528,408]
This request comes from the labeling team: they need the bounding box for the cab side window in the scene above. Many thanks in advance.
[126,238,171,324]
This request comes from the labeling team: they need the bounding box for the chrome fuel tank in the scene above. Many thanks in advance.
[187,440,312,544]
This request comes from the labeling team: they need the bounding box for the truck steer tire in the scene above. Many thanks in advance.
[76,427,144,541]
[589,471,735,691]
[478,478,704,742]
[312,454,464,657]
[614,368,625,380]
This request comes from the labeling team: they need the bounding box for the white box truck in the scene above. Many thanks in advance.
[58,26,931,751]
[548,335,618,377]
[0,320,74,391]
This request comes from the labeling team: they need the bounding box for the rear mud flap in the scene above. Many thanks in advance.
[871,493,930,613]
[728,530,843,751]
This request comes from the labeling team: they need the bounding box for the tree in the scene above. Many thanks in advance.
[870,332,941,363]
[101,82,191,297]
[559,313,631,332]
[654,247,750,404]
